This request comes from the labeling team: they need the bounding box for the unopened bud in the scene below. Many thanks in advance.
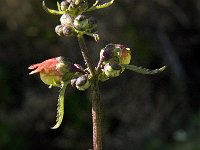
[62,26,75,37]
[55,25,65,37]
[60,14,74,26]
[60,1,69,11]
[71,77,77,87]
[104,63,122,77]
[55,25,75,37]
[74,15,97,32]
[100,44,131,65]
[75,74,90,91]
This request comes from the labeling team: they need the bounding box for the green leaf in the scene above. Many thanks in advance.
[121,64,166,75]
[51,82,68,129]
[43,1,65,15]
[87,0,114,12]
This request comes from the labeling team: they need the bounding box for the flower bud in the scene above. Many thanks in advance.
[104,62,122,78]
[70,77,77,87]
[75,74,90,91]
[67,0,88,15]
[73,15,97,32]
[60,14,74,26]
[28,57,74,87]
[60,1,69,11]
[62,26,75,37]
[55,25,65,37]
[100,44,131,65]
[55,25,75,37]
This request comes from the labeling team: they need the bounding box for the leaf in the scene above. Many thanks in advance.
[51,82,68,129]
[87,0,114,12]
[121,64,166,75]
[42,1,65,15]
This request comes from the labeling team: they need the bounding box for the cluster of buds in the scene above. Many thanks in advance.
[98,44,131,81]
[60,0,88,15]
[43,0,97,39]
[28,57,91,91]
[55,13,97,38]
[43,0,115,40]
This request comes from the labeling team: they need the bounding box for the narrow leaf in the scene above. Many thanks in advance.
[122,64,166,75]
[43,1,65,15]
[51,82,68,129]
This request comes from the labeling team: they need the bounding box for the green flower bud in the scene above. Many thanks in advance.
[104,62,122,78]
[75,74,90,91]
[73,15,97,32]
[60,14,74,26]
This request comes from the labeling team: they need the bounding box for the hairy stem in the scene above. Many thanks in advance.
[77,34,95,76]
[77,34,102,150]
[91,80,102,150]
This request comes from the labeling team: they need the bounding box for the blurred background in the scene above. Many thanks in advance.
[0,0,199,149]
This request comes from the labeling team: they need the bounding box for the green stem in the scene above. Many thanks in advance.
[77,34,102,150]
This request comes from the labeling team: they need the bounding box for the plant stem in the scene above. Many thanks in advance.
[77,34,95,76]
[77,34,102,150]
[91,80,102,150]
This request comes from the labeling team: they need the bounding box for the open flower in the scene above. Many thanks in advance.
[28,57,71,87]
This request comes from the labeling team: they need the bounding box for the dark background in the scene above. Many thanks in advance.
[0,0,199,149]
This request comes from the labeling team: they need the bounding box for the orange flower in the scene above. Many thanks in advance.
[28,57,68,87]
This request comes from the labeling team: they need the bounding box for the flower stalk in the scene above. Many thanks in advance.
[77,33,102,150]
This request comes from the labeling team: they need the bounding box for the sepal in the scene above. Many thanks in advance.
[43,1,65,15]
[87,0,114,12]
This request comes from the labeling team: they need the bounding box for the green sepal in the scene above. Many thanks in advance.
[121,64,166,75]
[43,1,65,15]
[51,81,68,129]
[87,0,114,12]
[57,1,61,12]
